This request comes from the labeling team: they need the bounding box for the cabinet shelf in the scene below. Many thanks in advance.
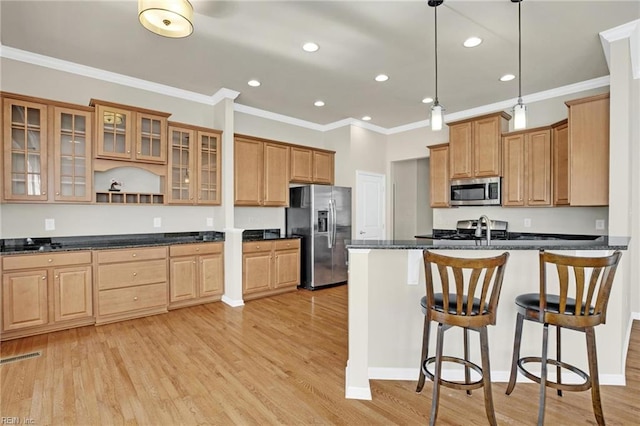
[96,192,164,204]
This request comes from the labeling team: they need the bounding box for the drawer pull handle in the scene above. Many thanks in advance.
[48,258,53,263]
[132,253,137,257]
[134,296,138,301]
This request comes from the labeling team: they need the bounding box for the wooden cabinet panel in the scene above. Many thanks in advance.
[234,137,264,205]
[169,257,197,302]
[449,122,473,179]
[168,125,195,204]
[243,251,273,294]
[97,259,167,290]
[263,142,289,206]
[3,251,91,270]
[313,151,334,184]
[290,147,313,183]
[526,130,552,206]
[196,130,222,205]
[502,134,526,207]
[96,246,166,264]
[98,283,167,316]
[53,266,93,322]
[2,269,49,331]
[242,239,300,299]
[428,144,450,208]
[135,112,167,164]
[94,104,132,161]
[169,242,224,307]
[474,115,504,177]
[199,254,224,298]
[552,120,569,205]
[274,249,300,289]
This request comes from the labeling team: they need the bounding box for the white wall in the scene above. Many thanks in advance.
[391,158,432,239]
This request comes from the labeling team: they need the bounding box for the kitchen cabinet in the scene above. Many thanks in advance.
[290,146,335,185]
[552,120,569,205]
[168,123,222,205]
[561,93,610,206]
[169,242,224,309]
[242,238,300,300]
[91,99,170,165]
[428,143,450,208]
[94,246,168,325]
[502,127,552,207]
[448,112,511,179]
[234,135,290,206]
[1,251,93,341]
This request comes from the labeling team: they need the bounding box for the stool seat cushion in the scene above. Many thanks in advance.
[515,293,595,315]
[421,294,488,316]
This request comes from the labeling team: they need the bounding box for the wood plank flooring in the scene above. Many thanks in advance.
[1,285,639,425]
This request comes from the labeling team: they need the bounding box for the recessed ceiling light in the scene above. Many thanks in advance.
[463,37,483,48]
[500,74,516,82]
[362,116,372,121]
[248,79,261,87]
[422,97,434,104]
[374,74,389,82]
[314,100,325,107]
[303,42,319,52]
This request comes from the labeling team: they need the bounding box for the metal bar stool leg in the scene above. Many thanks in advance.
[538,323,550,426]
[586,327,605,426]
[506,312,524,395]
[479,326,497,426]
[429,323,445,426]
[464,327,471,396]
[416,315,431,393]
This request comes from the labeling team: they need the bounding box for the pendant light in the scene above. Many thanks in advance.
[429,0,444,131]
[139,0,194,38]
[512,0,526,130]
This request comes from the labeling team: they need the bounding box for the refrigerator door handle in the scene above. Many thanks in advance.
[328,199,334,248]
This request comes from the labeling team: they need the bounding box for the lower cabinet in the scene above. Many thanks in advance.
[242,239,300,301]
[94,246,168,325]
[169,242,224,309]
[1,251,93,340]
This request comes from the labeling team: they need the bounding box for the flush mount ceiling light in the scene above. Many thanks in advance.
[361,116,372,121]
[375,74,389,82]
[247,79,261,87]
[422,97,434,104]
[303,42,319,52]
[138,0,194,38]
[314,100,325,107]
[512,0,527,130]
[428,0,445,131]
[500,74,516,82]
[463,36,482,48]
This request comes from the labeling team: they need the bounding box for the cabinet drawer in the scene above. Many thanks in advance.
[275,239,300,251]
[169,242,223,257]
[3,251,92,271]
[97,259,167,290]
[98,283,167,316]
[96,246,167,264]
[242,241,274,254]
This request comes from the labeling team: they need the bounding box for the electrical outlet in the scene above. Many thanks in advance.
[153,217,162,228]
[206,217,214,227]
[595,219,605,230]
[524,218,531,228]
[45,218,55,231]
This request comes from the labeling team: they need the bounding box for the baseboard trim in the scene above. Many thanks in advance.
[221,295,244,307]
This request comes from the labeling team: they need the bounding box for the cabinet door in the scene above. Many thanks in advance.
[273,249,300,289]
[197,130,221,205]
[53,107,92,202]
[313,151,334,185]
[474,115,502,177]
[449,122,473,179]
[234,138,263,206]
[169,257,197,302]
[168,126,195,204]
[502,134,525,207]
[2,269,49,331]
[53,265,93,322]
[290,147,313,183]
[3,98,48,201]
[199,253,223,298]
[428,144,449,208]
[526,130,552,206]
[243,251,273,294]
[136,113,167,164]
[552,122,569,205]
[95,104,132,160]
[263,142,289,206]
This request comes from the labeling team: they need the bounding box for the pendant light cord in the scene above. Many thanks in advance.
[517,0,522,104]
[434,3,439,105]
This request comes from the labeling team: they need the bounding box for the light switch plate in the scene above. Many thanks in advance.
[595,219,605,230]
[153,217,162,228]
[45,218,55,231]
[524,218,531,228]
[206,217,214,227]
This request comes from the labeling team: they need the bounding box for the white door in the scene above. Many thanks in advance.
[356,171,385,240]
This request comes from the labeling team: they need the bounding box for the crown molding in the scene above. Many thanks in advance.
[234,103,326,131]
[600,19,640,80]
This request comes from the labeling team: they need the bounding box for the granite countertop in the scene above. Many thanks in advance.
[241,229,302,242]
[0,231,225,255]
[346,236,630,251]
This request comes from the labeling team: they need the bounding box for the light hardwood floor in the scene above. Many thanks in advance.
[1,285,638,425]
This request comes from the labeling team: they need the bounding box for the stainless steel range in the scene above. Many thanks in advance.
[435,219,509,240]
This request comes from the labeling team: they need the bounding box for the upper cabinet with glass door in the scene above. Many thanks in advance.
[91,99,170,164]
[2,97,48,201]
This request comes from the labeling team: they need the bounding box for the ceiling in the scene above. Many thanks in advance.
[1,1,638,129]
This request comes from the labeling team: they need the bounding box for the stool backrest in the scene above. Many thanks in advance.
[423,250,510,327]
[539,250,622,326]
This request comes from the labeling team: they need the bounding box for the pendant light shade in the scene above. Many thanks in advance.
[139,0,194,38]
[429,0,444,132]
[512,0,526,130]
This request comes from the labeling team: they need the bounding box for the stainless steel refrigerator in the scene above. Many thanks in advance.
[286,185,352,289]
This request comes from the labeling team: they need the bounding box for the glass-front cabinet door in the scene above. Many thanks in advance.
[95,104,132,161]
[168,125,195,204]
[197,130,221,205]
[2,98,48,201]
[137,113,167,164]
[53,106,93,202]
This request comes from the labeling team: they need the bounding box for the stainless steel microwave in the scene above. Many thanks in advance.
[450,177,501,206]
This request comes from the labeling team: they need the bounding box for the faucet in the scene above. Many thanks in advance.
[476,215,491,245]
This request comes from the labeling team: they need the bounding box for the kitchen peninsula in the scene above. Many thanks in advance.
[344,236,630,400]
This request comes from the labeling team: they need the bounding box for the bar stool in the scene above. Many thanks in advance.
[415,250,510,426]
[506,250,622,426]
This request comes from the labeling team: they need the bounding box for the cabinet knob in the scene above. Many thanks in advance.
[132,253,137,257]
[133,272,137,276]
[196,248,199,251]
[42,191,46,195]
[42,276,46,280]
[127,150,131,153]
[133,296,138,301]
[56,192,60,195]
[193,261,196,264]
[48,258,53,263]
[55,275,59,279]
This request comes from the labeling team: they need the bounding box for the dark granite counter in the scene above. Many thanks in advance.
[0,231,225,255]
[347,236,629,251]
[241,228,302,242]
